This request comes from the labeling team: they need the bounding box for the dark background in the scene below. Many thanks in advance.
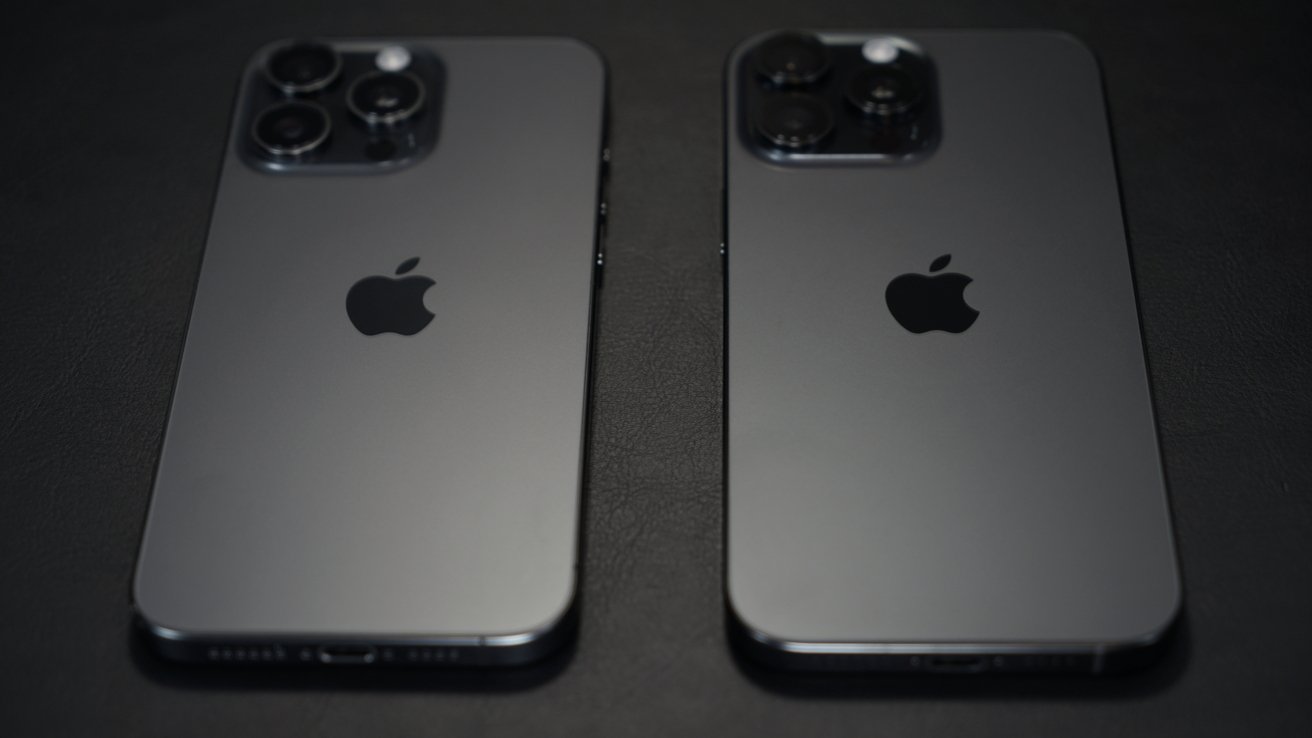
[3,1,1310,735]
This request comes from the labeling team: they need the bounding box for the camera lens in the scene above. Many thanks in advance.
[264,42,342,95]
[252,101,331,157]
[756,94,833,150]
[754,32,831,86]
[845,65,924,119]
[347,71,426,126]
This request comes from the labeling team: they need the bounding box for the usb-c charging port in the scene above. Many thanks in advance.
[926,655,986,673]
[318,645,376,665]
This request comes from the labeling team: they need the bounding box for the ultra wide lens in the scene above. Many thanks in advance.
[347,71,426,126]
[845,66,924,119]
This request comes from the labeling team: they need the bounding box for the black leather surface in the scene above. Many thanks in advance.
[2,1,1310,735]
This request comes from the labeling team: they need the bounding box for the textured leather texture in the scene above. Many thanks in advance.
[1,1,1309,736]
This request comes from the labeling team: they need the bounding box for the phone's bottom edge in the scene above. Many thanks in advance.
[727,610,1175,675]
[137,607,577,668]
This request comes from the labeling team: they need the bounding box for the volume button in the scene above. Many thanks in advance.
[720,186,728,262]
[595,147,610,288]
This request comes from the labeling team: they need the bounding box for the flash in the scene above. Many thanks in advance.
[376,46,411,72]
[862,37,901,64]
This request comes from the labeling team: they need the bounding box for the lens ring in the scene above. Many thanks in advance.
[347,71,426,126]
[252,101,332,157]
[754,32,832,86]
[756,94,834,150]
[844,65,924,119]
[263,42,343,95]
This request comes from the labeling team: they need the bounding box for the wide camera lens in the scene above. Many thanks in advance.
[347,71,425,126]
[845,65,924,119]
[756,94,834,150]
[252,102,331,157]
[264,42,342,94]
[754,32,831,86]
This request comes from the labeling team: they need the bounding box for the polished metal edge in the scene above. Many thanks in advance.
[740,624,1107,656]
[138,604,576,667]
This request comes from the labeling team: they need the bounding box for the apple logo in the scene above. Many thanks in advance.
[884,254,979,334]
[345,257,435,336]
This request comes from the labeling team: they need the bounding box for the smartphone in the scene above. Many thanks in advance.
[133,37,607,666]
[724,30,1180,673]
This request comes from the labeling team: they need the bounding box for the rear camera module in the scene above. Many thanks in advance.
[845,65,924,120]
[741,32,938,161]
[347,71,426,126]
[243,43,444,172]
[756,94,834,150]
[252,101,331,157]
[754,32,832,87]
[264,42,342,95]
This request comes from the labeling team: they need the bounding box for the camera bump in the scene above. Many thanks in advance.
[741,31,940,162]
[243,40,444,173]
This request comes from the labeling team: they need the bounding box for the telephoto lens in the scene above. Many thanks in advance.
[756,94,834,150]
[252,102,331,157]
[347,71,426,126]
[264,42,342,94]
[845,65,924,120]
[754,32,831,86]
